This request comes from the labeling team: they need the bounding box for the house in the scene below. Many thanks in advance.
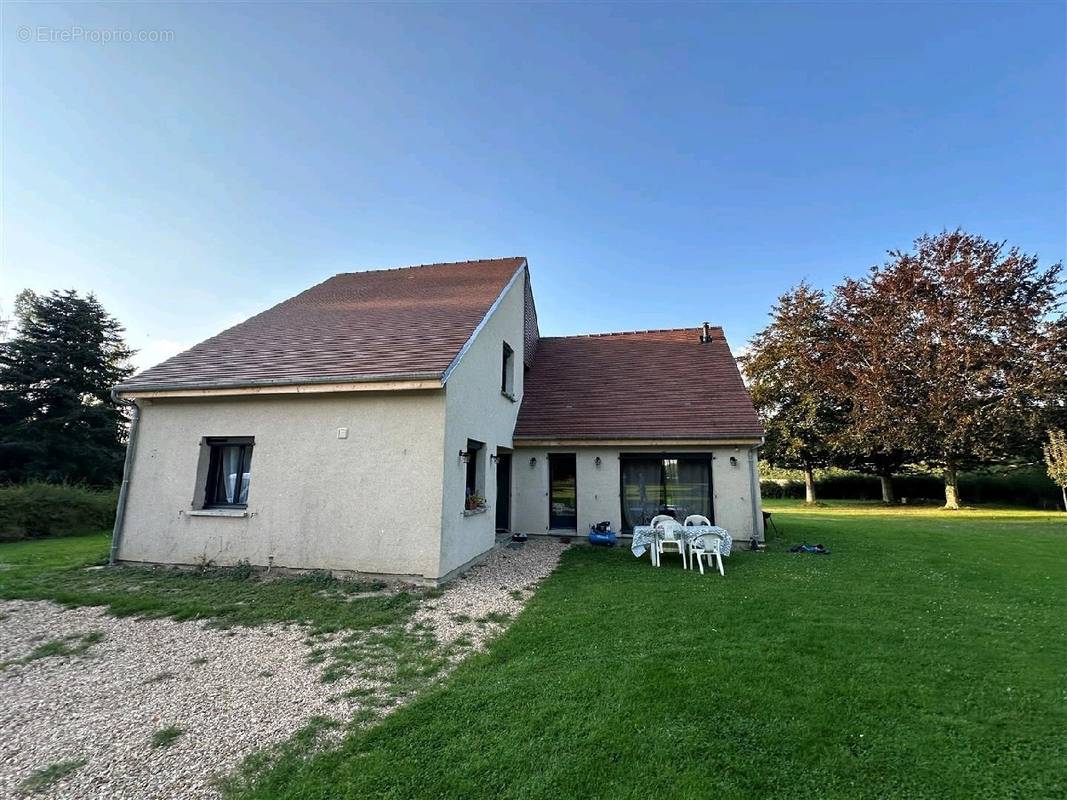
[111,258,764,584]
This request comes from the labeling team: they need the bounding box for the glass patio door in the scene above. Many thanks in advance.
[620,455,713,532]
[548,454,577,530]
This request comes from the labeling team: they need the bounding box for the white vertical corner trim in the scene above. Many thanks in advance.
[441,260,528,385]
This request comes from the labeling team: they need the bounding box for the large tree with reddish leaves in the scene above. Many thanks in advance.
[829,230,1063,508]
[1041,316,1067,432]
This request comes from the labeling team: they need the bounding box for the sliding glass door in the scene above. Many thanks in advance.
[620,455,713,532]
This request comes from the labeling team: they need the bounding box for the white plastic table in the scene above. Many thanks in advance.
[631,524,732,567]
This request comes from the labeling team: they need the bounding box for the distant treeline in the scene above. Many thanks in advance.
[761,469,1060,509]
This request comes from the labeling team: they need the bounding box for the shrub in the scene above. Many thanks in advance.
[219,559,255,581]
[760,479,805,499]
[952,469,1062,509]
[0,482,117,541]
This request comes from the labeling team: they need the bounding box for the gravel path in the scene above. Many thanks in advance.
[0,539,567,799]
[412,539,568,650]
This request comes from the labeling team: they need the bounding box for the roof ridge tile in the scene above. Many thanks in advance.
[542,325,724,340]
[335,256,525,277]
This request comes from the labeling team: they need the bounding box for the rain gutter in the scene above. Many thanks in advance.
[108,388,141,566]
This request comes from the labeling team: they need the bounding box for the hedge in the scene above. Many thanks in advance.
[0,482,118,541]
[761,469,1063,510]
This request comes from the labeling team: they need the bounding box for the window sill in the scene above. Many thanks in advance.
[500,391,516,403]
[462,506,488,517]
[189,509,248,518]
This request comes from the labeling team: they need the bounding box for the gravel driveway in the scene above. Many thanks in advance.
[0,539,566,799]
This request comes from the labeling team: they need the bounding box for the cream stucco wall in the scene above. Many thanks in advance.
[117,391,447,578]
[511,444,763,541]
[437,269,528,577]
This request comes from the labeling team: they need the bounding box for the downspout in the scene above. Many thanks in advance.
[748,444,762,541]
[109,389,141,566]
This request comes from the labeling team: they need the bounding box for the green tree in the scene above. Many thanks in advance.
[1042,317,1067,432]
[1043,430,1067,512]
[740,283,845,504]
[0,290,135,485]
[836,231,1063,509]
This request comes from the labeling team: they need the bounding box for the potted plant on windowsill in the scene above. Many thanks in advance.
[465,493,487,512]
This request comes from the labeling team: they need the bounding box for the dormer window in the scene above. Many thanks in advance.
[501,341,515,399]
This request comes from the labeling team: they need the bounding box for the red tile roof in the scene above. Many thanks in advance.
[514,328,763,440]
[119,258,527,391]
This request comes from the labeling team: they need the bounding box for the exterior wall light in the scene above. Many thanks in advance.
[729,456,739,467]
[529,456,537,468]
[459,450,471,463]
[490,453,501,464]
[594,456,602,467]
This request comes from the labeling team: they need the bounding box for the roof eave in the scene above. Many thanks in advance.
[115,372,445,399]
[512,434,765,446]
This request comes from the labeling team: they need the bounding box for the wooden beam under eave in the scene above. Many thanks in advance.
[511,438,763,447]
[120,379,445,400]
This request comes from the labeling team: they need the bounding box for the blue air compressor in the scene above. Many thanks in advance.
[588,520,618,547]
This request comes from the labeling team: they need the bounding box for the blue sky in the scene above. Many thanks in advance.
[3,2,1064,370]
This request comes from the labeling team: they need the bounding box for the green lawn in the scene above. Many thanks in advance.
[0,531,112,576]
[2,505,1064,799]
[226,501,1066,800]
[0,532,419,634]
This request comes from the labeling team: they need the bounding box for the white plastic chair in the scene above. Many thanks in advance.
[685,515,724,577]
[647,515,674,567]
[652,517,686,568]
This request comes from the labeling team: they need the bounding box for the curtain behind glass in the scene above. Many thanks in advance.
[671,459,712,523]
[621,459,664,531]
[238,446,251,504]
[215,446,242,504]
